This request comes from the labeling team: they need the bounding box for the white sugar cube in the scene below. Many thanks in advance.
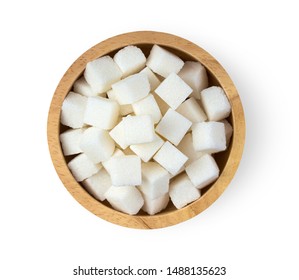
[186,154,219,189]
[146,45,184,78]
[84,96,119,129]
[80,127,115,163]
[169,165,185,179]
[192,121,226,153]
[73,76,102,97]
[102,148,125,172]
[109,118,128,149]
[201,86,231,121]
[130,133,164,162]
[68,153,101,182]
[82,168,111,201]
[142,193,169,215]
[153,93,170,115]
[123,115,154,145]
[105,186,144,215]
[140,67,161,91]
[169,173,200,209]
[220,119,233,145]
[138,162,170,199]
[156,109,192,146]
[107,89,133,116]
[61,92,87,128]
[84,55,122,94]
[153,141,188,175]
[132,94,162,124]
[176,97,207,123]
[114,45,146,77]
[112,72,150,105]
[178,61,208,99]
[60,128,85,156]
[155,73,193,110]
[177,133,206,166]
[106,155,142,186]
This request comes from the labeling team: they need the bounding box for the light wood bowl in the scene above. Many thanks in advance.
[47,31,245,229]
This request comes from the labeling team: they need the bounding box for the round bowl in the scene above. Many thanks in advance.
[47,31,245,229]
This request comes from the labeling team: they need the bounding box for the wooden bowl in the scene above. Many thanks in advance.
[47,31,245,229]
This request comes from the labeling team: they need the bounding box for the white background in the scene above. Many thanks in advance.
[1,0,298,279]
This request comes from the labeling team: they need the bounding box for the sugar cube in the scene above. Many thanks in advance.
[68,153,101,182]
[156,109,192,146]
[146,45,184,78]
[169,173,200,209]
[80,127,115,163]
[201,86,231,121]
[219,119,233,145]
[60,128,85,156]
[106,155,142,186]
[123,115,154,145]
[138,162,170,199]
[114,45,146,77]
[142,193,169,215]
[169,165,185,179]
[105,186,144,215]
[102,148,125,172]
[73,76,102,97]
[153,141,188,175]
[192,121,226,153]
[186,154,219,189]
[84,55,122,94]
[176,97,207,123]
[82,168,111,201]
[155,73,192,110]
[177,133,206,166]
[107,89,133,116]
[84,96,119,129]
[109,118,128,149]
[130,133,164,162]
[61,91,87,128]
[112,72,150,105]
[140,67,161,91]
[132,94,162,124]
[178,61,208,99]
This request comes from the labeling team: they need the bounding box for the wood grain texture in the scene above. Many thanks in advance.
[47,31,245,229]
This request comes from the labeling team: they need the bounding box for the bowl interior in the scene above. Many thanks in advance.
[60,43,231,214]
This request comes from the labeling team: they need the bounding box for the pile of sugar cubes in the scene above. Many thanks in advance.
[60,44,233,215]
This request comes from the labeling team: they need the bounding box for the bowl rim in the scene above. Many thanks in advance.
[47,30,245,229]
